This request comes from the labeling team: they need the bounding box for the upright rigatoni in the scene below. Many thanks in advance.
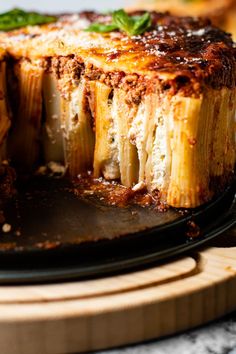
[112,89,139,187]
[91,82,120,180]
[42,72,65,164]
[61,79,94,177]
[8,59,43,171]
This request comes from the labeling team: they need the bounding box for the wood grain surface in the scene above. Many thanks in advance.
[0,227,235,354]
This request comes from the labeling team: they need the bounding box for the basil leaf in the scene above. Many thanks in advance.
[131,12,151,36]
[0,8,57,31]
[85,23,118,33]
[112,9,135,35]
[85,9,151,36]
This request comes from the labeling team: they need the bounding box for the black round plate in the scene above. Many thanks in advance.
[0,176,235,284]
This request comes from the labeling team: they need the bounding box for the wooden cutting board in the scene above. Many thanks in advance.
[0,227,235,354]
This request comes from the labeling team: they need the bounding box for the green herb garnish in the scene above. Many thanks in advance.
[0,8,57,31]
[85,9,151,36]
[84,23,118,34]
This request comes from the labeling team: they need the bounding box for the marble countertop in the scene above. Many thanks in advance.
[99,311,236,354]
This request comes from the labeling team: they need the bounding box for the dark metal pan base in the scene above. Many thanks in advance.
[0,176,235,284]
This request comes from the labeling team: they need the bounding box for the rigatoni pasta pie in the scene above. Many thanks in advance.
[0,10,235,208]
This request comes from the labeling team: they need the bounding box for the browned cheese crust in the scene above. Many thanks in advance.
[0,11,235,97]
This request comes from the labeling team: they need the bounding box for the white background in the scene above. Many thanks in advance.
[0,0,128,13]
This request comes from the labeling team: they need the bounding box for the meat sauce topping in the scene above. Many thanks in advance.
[2,11,235,93]
[79,11,236,90]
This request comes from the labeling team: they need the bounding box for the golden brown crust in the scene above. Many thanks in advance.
[0,11,235,96]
